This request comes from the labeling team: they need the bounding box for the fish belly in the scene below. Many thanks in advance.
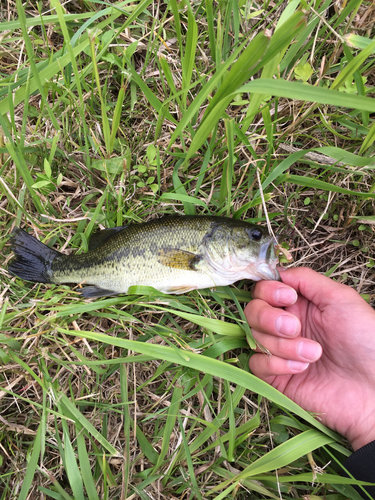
[52,254,234,295]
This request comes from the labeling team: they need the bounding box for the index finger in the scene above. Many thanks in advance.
[276,267,361,308]
[252,280,298,308]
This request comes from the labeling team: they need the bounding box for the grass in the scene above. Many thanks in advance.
[0,0,374,498]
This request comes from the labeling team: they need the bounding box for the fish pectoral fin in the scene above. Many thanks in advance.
[157,248,202,270]
[88,226,129,251]
[80,286,120,298]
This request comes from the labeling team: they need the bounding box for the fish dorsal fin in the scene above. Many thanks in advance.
[157,248,201,270]
[88,226,128,251]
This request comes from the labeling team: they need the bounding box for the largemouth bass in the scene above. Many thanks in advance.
[8,216,280,297]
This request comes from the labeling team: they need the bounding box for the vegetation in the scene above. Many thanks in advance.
[0,0,374,498]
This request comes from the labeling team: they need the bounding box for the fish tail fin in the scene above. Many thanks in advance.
[8,227,60,283]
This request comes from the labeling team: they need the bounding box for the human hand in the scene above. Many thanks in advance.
[245,267,375,451]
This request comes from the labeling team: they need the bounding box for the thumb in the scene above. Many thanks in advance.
[278,267,358,308]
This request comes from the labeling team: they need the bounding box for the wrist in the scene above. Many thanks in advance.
[347,417,375,452]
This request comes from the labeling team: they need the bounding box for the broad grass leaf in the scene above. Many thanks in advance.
[254,146,375,200]
[287,174,375,199]
[59,393,119,456]
[215,429,334,487]
[237,79,375,112]
[58,328,341,441]
[243,10,307,126]
[315,147,375,167]
[345,33,375,52]
[203,31,270,120]
[165,309,245,337]
[257,472,375,486]
[159,192,209,209]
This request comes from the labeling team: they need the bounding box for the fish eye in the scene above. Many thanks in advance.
[250,228,263,241]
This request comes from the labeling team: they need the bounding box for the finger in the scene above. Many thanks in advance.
[252,329,322,363]
[278,267,359,308]
[245,299,301,337]
[249,352,310,382]
[252,280,298,307]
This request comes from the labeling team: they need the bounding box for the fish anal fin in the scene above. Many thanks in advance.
[80,286,120,298]
[88,226,128,251]
[157,248,201,270]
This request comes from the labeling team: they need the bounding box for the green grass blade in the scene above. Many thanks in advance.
[160,309,245,337]
[206,0,216,62]
[202,31,270,121]
[171,161,196,215]
[0,12,91,32]
[59,393,120,456]
[286,174,375,199]
[0,37,90,115]
[124,53,176,123]
[63,427,85,500]
[120,364,131,498]
[219,118,234,212]
[159,192,209,210]
[16,0,59,131]
[89,32,111,154]
[343,44,369,126]
[182,4,198,108]
[280,0,330,72]
[167,37,249,149]
[243,10,307,126]
[168,0,182,52]
[345,33,375,52]
[181,14,309,166]
[331,39,375,90]
[154,384,183,469]
[58,328,341,441]
[76,432,100,500]
[51,0,90,151]
[237,79,375,112]
[159,55,179,101]
[359,119,375,155]
[224,379,235,462]
[213,430,334,492]
[0,2,136,116]
[187,386,246,455]
[315,147,375,166]
[18,424,42,500]
[178,416,203,500]
[136,425,159,464]
[0,121,44,214]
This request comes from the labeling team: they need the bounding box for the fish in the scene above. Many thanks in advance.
[8,216,280,298]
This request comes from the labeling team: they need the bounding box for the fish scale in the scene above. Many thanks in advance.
[9,216,280,297]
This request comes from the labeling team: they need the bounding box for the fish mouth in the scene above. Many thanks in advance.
[256,238,280,281]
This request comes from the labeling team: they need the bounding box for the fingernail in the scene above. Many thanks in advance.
[298,341,322,361]
[275,287,297,305]
[275,315,299,336]
[288,360,309,372]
